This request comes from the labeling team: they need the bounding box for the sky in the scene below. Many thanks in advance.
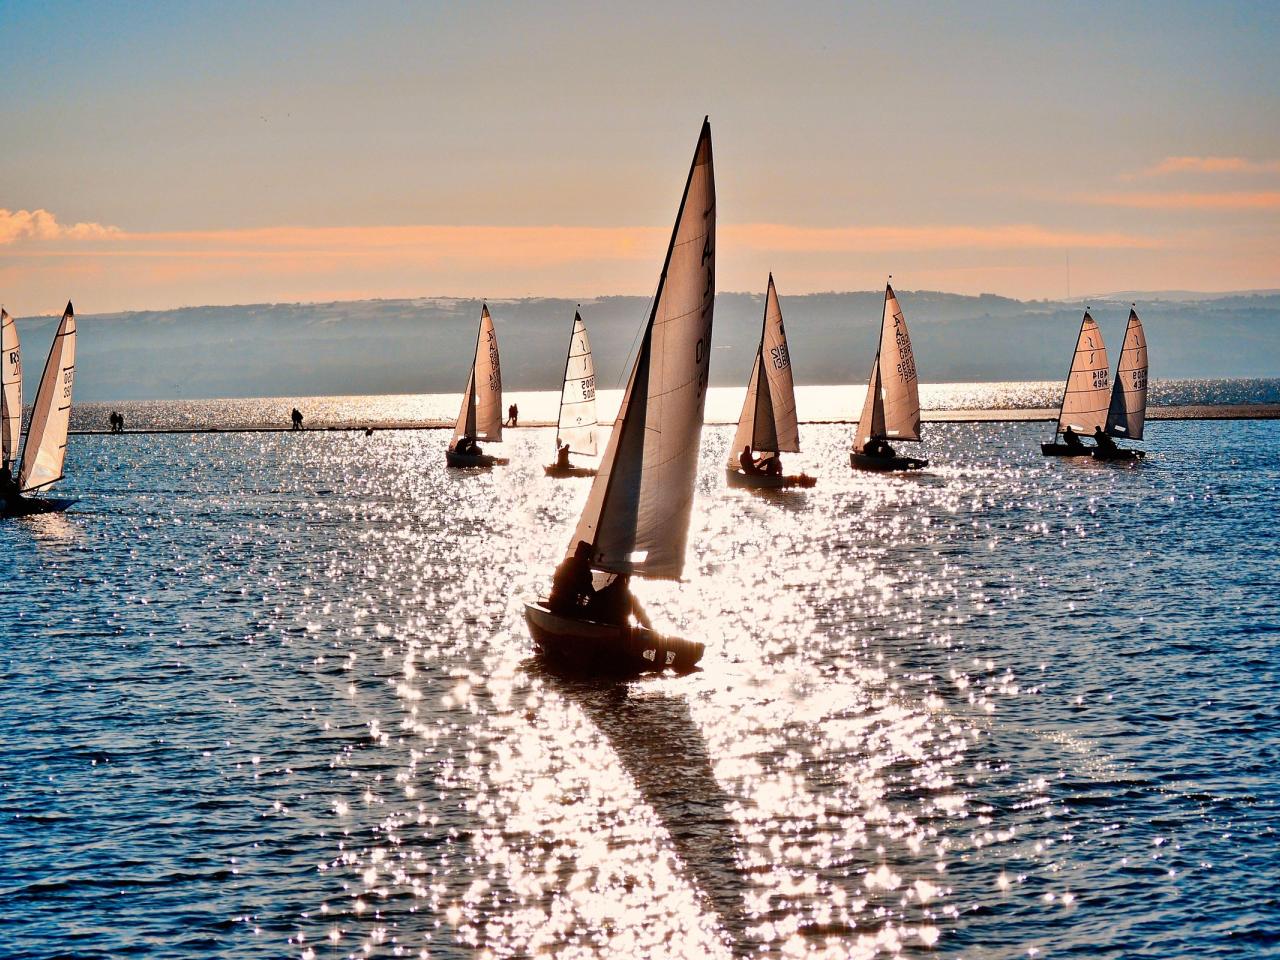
[2,0,1278,313]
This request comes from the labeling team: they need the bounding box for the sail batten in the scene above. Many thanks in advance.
[1,308,20,469]
[451,304,502,446]
[1055,311,1110,435]
[569,119,716,580]
[18,302,76,493]
[1105,309,1148,440]
[555,312,598,456]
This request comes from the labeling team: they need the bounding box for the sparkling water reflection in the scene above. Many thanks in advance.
[1,419,1277,958]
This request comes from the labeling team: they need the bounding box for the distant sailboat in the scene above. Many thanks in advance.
[446,303,508,468]
[524,118,715,675]
[850,283,928,471]
[1041,309,1110,456]
[3,302,79,517]
[544,310,599,478]
[1095,307,1148,461]
[725,274,814,488]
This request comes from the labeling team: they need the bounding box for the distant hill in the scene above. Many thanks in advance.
[13,291,1280,401]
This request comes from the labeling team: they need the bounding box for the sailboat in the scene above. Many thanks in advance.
[1041,309,1110,456]
[2,302,78,517]
[544,310,599,478]
[850,282,928,471]
[1,307,21,478]
[1095,307,1148,461]
[725,274,814,488]
[524,118,716,675]
[445,303,508,468]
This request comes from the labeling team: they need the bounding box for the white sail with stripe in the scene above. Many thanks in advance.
[568,118,716,580]
[555,311,598,456]
[450,304,503,447]
[1105,308,1148,441]
[729,274,799,465]
[1,308,20,469]
[18,302,76,493]
[853,283,921,452]
[1055,311,1110,435]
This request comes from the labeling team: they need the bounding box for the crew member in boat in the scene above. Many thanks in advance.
[739,444,763,475]
[1062,426,1084,449]
[865,437,896,459]
[1092,426,1118,454]
[548,541,595,614]
[760,453,782,476]
[555,441,572,470]
[589,572,653,630]
[0,463,21,508]
[454,435,481,456]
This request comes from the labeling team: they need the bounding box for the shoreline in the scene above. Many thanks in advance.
[68,403,1280,435]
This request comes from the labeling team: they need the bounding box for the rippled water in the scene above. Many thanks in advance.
[67,377,1280,432]
[3,419,1278,958]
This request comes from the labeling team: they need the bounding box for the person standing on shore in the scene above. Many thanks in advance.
[506,403,519,427]
[291,408,303,431]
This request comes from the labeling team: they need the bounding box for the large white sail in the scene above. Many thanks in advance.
[1105,308,1148,441]
[729,274,799,464]
[853,284,920,451]
[556,311,598,456]
[450,304,503,446]
[18,302,76,493]
[1,308,20,469]
[1055,311,1110,435]
[568,118,716,580]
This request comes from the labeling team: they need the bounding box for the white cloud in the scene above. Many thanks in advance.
[0,208,121,244]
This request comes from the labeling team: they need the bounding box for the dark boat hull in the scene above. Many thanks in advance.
[446,449,508,468]
[1092,447,1145,462]
[524,601,704,676]
[850,452,928,472]
[544,464,597,478]
[1041,442,1093,457]
[2,496,78,519]
[725,467,816,489]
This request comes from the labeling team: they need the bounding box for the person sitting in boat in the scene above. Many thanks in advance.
[555,441,572,470]
[454,435,481,456]
[865,438,896,459]
[548,540,595,615]
[589,572,653,630]
[761,454,782,476]
[1092,426,1117,454]
[1062,426,1084,449]
[0,463,21,506]
[739,445,764,475]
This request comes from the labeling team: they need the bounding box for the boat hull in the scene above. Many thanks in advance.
[1092,447,1145,462]
[446,449,508,468]
[524,601,704,676]
[1041,442,1093,457]
[2,496,78,519]
[724,467,816,489]
[850,452,928,472]
[544,464,597,478]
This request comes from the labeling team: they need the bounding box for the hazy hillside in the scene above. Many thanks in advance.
[13,291,1280,402]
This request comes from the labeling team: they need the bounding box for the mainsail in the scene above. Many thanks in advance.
[568,118,716,580]
[1,308,20,469]
[1055,311,1110,435]
[555,311,598,456]
[853,284,921,452]
[18,301,76,493]
[1105,308,1148,441]
[728,274,799,464]
[450,304,503,446]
